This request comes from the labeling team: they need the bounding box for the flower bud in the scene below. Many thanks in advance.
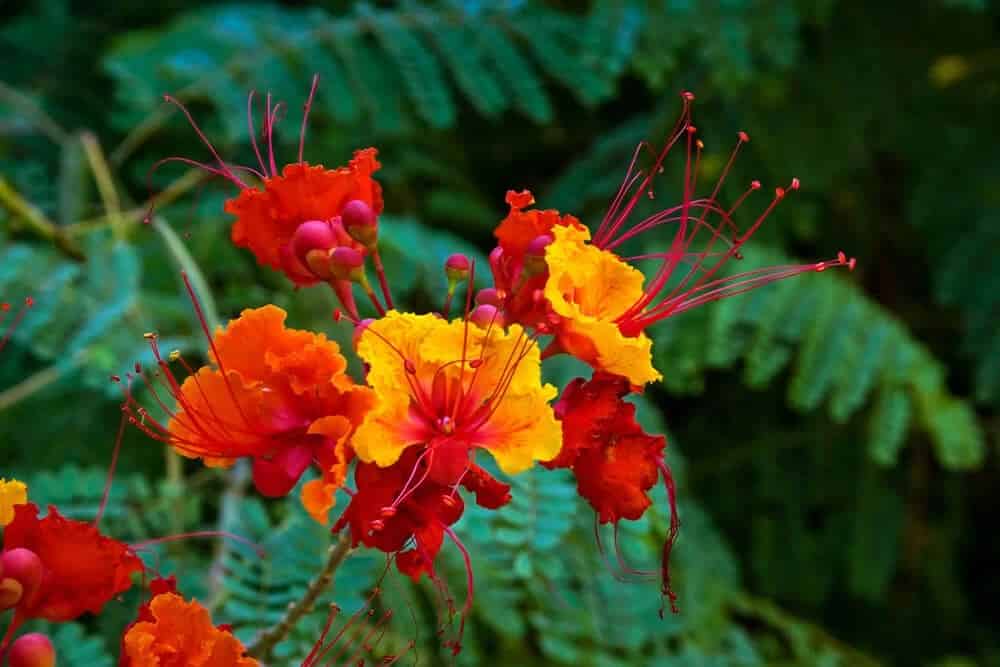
[342,200,378,247]
[291,220,337,267]
[0,577,24,609]
[0,548,43,604]
[329,247,367,283]
[445,254,471,284]
[475,287,501,307]
[523,234,553,275]
[470,304,504,329]
[7,633,55,667]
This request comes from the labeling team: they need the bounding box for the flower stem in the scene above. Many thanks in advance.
[247,533,354,661]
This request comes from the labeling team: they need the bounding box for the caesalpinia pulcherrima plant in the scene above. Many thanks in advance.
[0,78,854,665]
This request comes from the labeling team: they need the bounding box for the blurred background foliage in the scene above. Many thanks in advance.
[0,0,997,665]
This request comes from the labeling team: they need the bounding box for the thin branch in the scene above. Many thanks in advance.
[0,177,85,260]
[248,534,354,661]
[80,132,126,242]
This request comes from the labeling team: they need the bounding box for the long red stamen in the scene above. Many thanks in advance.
[443,526,473,656]
[162,95,246,188]
[130,530,264,557]
[247,90,267,177]
[299,74,320,164]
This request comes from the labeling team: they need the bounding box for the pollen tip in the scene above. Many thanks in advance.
[143,332,156,340]
[110,374,121,383]
[790,177,801,190]
[404,359,417,374]
[750,180,761,190]
[681,91,695,101]
[848,257,857,271]
[775,187,786,199]
[738,131,750,142]
[696,139,705,150]
[24,296,34,307]
[686,125,697,134]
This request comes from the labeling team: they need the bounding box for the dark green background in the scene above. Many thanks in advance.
[1,1,997,665]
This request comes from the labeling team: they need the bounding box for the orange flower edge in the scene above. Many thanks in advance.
[122,591,258,667]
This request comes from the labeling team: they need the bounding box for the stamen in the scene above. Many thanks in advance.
[299,74,320,165]
[0,296,33,355]
[162,95,246,188]
[247,90,267,176]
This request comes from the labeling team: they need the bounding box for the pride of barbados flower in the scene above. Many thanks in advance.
[352,311,561,475]
[2,503,143,624]
[122,303,374,523]
[120,577,258,667]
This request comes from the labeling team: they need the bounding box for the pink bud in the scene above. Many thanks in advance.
[330,246,366,282]
[475,288,501,307]
[470,304,504,329]
[523,234,553,275]
[445,253,471,283]
[291,220,337,266]
[7,633,55,667]
[342,200,377,246]
[0,549,42,604]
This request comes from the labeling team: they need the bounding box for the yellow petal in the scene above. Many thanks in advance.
[475,386,562,474]
[544,225,661,386]
[0,477,27,526]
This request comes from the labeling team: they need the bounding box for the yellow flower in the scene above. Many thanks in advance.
[353,311,561,475]
[543,225,661,386]
[1,478,27,526]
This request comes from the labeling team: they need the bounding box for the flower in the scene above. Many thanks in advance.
[545,373,680,612]
[352,311,561,477]
[489,94,854,386]
[1,477,27,526]
[224,151,383,286]
[489,190,584,330]
[122,305,374,521]
[1,503,143,622]
[121,590,258,667]
[335,448,509,580]
[544,224,660,386]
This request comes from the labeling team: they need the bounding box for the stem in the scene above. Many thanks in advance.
[372,248,394,310]
[0,177,85,260]
[80,132,126,242]
[208,460,252,609]
[248,533,354,661]
[0,354,85,412]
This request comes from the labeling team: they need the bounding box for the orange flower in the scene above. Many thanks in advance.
[121,591,257,667]
[160,83,382,292]
[224,151,382,285]
[123,305,373,522]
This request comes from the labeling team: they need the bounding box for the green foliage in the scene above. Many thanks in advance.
[101,2,631,138]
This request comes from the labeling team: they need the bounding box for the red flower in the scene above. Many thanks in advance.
[489,190,583,330]
[1,503,143,622]
[158,80,382,298]
[545,373,680,611]
[334,448,510,581]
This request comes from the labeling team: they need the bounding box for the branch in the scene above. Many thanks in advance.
[0,177,85,260]
[248,533,354,662]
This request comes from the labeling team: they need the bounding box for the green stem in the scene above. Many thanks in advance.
[0,178,85,260]
[247,534,354,662]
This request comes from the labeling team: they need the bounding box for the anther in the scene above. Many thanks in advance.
[775,187,786,199]
[404,360,417,374]
[750,180,761,190]
[143,332,156,340]
[369,519,385,533]
[379,506,397,518]
[681,91,695,101]
[790,177,800,190]
[738,131,750,142]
